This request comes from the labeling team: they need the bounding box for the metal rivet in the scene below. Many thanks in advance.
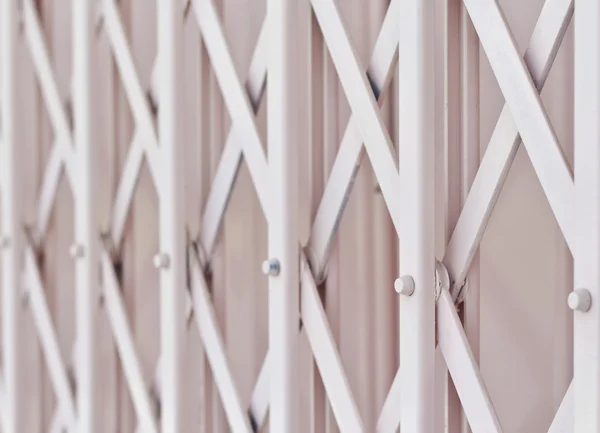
[69,243,85,259]
[0,236,10,249]
[394,275,415,296]
[262,258,280,277]
[153,253,170,269]
[568,288,592,312]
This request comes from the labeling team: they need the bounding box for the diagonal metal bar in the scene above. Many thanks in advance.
[100,251,159,433]
[100,0,160,181]
[462,0,574,250]
[308,0,398,275]
[310,0,401,235]
[191,0,271,215]
[22,0,76,180]
[151,16,267,257]
[188,248,253,432]
[110,130,145,247]
[103,0,267,254]
[377,5,575,429]
[437,289,502,432]
[443,0,573,289]
[23,246,77,433]
[199,22,267,255]
[547,382,573,433]
[300,254,365,431]
[36,144,65,240]
[247,1,400,426]
[248,354,269,429]
[375,363,401,432]
[48,345,80,433]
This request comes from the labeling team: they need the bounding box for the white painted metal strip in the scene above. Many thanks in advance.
[110,131,145,246]
[443,0,574,286]
[24,248,77,432]
[300,256,365,431]
[376,368,401,432]
[199,23,267,255]
[100,0,160,179]
[36,144,65,238]
[437,290,502,433]
[73,0,99,429]
[157,0,186,429]
[248,351,270,429]
[22,0,70,143]
[248,0,401,423]
[548,382,573,433]
[462,0,574,251]
[191,0,271,215]
[574,0,600,429]
[188,249,252,432]
[22,0,76,179]
[310,0,401,234]
[308,0,398,273]
[100,253,159,433]
[397,0,436,430]
[376,344,455,433]
[267,0,301,429]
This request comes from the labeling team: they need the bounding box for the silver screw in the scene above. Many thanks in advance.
[262,258,281,277]
[394,275,415,296]
[568,288,592,312]
[153,253,171,269]
[69,243,85,259]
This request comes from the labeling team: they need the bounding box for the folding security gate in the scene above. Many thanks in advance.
[0,0,593,431]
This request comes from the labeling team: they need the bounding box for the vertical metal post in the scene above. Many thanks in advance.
[73,0,98,431]
[1,1,25,432]
[157,0,186,431]
[267,0,300,430]
[574,0,600,430]
[398,0,436,432]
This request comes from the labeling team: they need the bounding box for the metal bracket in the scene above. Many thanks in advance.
[434,260,450,302]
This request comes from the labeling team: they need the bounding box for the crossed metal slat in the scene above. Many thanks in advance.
[245,0,403,430]
[4,0,579,431]
[16,0,81,431]
[436,0,576,429]
[18,0,166,429]
[92,0,270,430]
[272,0,574,431]
[379,0,576,431]
[24,245,78,432]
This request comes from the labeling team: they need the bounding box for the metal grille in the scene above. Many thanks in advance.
[0,0,591,431]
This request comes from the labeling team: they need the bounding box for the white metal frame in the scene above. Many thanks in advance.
[0,0,591,430]
[574,0,600,430]
[73,0,99,431]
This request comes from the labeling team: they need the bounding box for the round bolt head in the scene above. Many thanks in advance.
[394,275,415,296]
[262,258,280,276]
[153,253,170,269]
[69,243,85,259]
[568,288,592,312]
